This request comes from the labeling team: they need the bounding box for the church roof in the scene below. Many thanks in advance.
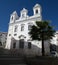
[12,11,18,15]
[20,8,28,13]
[33,4,41,9]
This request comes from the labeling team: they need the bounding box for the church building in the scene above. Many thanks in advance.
[5,4,51,56]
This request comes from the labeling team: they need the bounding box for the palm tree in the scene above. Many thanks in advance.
[29,21,55,56]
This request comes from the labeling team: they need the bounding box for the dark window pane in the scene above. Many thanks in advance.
[13,42,16,48]
[12,16,13,20]
[9,34,11,36]
[14,34,17,36]
[28,42,31,49]
[22,14,25,17]
[14,25,18,32]
[21,24,24,31]
[28,25,32,30]
[0,42,2,46]
[36,9,38,14]
[19,39,24,48]
[50,44,56,52]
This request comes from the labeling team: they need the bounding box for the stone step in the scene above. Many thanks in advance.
[0,60,26,65]
[0,58,24,60]
[10,64,27,65]
[0,54,24,58]
[0,54,26,65]
[0,57,26,64]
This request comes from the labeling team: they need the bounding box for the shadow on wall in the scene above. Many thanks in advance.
[9,37,42,56]
[0,38,51,56]
[9,37,50,56]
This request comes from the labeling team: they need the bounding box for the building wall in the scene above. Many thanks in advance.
[5,4,50,56]
[50,31,58,52]
[0,32,7,48]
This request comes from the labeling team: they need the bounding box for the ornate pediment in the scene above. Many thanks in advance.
[19,35,26,39]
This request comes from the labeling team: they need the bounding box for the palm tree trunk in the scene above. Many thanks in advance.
[42,38,45,56]
[42,32,45,56]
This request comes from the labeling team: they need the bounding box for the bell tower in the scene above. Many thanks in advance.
[10,11,18,23]
[20,8,28,18]
[33,4,42,16]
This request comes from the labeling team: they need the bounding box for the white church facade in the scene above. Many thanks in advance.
[5,4,58,56]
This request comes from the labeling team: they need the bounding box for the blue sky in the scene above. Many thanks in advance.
[0,0,58,32]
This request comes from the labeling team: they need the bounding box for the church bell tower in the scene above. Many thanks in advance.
[33,4,42,16]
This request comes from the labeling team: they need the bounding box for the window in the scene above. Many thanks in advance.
[28,42,31,49]
[50,44,56,52]
[19,39,24,48]
[22,13,25,17]
[0,42,2,46]
[11,16,13,20]
[14,25,18,32]
[28,25,32,30]
[21,24,24,31]
[13,42,16,48]
[28,23,33,30]
[9,34,11,36]
[14,34,17,36]
[36,9,38,14]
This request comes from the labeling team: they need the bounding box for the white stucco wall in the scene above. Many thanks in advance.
[5,4,51,56]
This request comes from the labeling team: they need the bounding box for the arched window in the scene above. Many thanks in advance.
[28,25,32,30]
[28,42,31,49]
[21,24,25,31]
[22,13,25,17]
[14,25,18,32]
[36,9,38,14]
[28,23,33,30]
[11,16,13,21]
[19,39,24,48]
